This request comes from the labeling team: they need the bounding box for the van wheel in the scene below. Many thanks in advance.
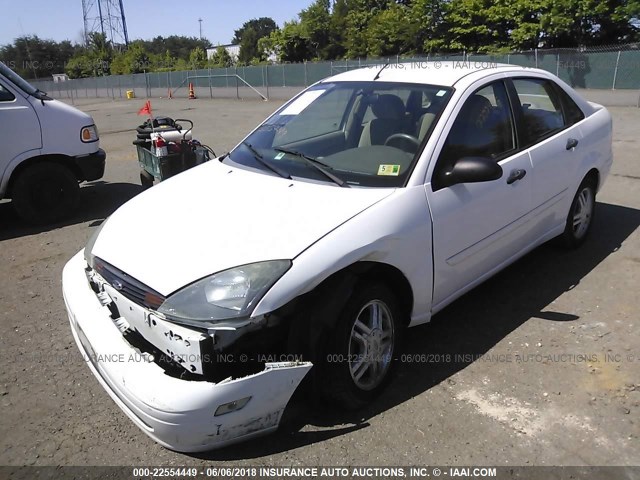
[561,177,596,248]
[12,162,79,225]
[321,282,402,410]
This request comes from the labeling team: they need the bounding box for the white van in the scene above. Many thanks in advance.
[0,62,106,224]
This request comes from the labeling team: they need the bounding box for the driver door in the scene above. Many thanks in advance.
[425,80,534,310]
[0,80,41,177]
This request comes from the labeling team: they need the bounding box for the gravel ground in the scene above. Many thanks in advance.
[0,96,638,467]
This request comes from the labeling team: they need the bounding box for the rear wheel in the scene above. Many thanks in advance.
[12,162,79,224]
[562,177,596,248]
[321,282,402,409]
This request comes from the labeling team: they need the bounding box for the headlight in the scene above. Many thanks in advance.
[81,124,99,142]
[84,218,108,268]
[158,260,291,324]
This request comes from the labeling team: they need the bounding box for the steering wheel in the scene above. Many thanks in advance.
[384,133,420,153]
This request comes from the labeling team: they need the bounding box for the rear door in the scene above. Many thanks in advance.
[508,77,585,237]
[425,80,534,310]
[0,79,41,186]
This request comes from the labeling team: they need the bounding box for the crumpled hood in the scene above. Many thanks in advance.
[92,160,394,295]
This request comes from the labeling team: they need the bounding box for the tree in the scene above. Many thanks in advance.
[208,46,233,67]
[327,0,350,58]
[299,0,332,59]
[409,0,452,52]
[272,22,313,63]
[110,42,151,74]
[239,27,260,63]
[232,17,278,44]
[141,36,210,59]
[366,3,415,56]
[188,46,207,69]
[0,36,81,79]
[233,17,278,64]
[64,32,112,78]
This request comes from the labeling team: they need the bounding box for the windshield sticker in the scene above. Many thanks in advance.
[436,90,447,97]
[377,164,401,176]
[274,152,285,160]
[280,89,326,115]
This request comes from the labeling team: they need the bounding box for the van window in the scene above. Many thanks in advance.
[0,62,38,96]
[0,83,15,102]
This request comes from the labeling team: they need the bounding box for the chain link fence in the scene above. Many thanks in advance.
[30,44,640,103]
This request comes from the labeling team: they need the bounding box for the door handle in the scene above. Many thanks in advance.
[566,138,579,150]
[507,169,527,184]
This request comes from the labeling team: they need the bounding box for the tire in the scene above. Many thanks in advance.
[12,162,80,225]
[562,177,596,248]
[321,282,403,410]
[140,169,154,189]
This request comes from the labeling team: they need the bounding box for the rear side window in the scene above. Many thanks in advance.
[512,78,583,147]
[555,85,585,126]
[512,79,564,146]
[0,83,15,101]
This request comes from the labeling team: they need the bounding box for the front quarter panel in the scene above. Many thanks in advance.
[32,98,99,156]
[253,186,434,326]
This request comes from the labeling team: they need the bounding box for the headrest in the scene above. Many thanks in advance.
[461,95,493,127]
[371,94,405,120]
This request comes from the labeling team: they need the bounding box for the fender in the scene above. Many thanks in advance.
[254,185,435,327]
[0,148,43,198]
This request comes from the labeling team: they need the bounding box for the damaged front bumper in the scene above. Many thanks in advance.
[62,251,312,452]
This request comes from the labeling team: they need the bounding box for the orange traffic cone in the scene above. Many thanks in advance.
[167,88,173,99]
[188,82,196,100]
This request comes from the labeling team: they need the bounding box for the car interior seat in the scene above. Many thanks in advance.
[457,94,495,154]
[358,94,407,147]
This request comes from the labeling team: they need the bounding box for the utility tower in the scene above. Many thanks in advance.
[82,0,129,48]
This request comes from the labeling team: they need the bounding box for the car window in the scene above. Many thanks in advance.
[554,84,585,126]
[0,83,15,101]
[274,87,353,144]
[512,78,566,146]
[227,81,453,188]
[434,81,515,186]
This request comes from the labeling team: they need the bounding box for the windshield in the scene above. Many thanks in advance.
[0,61,38,96]
[225,81,452,187]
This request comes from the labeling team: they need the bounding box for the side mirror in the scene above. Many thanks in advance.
[441,156,503,187]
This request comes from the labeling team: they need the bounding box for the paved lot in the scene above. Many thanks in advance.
[0,96,638,466]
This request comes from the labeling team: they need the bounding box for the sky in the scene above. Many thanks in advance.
[0,0,312,46]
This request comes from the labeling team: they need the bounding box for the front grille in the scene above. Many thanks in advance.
[93,257,166,310]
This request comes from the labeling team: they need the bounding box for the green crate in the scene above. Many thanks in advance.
[136,145,210,182]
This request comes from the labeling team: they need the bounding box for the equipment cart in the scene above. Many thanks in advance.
[133,118,213,188]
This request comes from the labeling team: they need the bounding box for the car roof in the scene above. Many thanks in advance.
[322,61,533,88]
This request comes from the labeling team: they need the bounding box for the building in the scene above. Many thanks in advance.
[52,73,69,83]
[206,44,240,62]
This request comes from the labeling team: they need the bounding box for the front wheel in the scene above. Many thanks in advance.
[321,282,403,409]
[562,177,596,248]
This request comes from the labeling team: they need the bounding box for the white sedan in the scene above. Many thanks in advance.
[62,62,613,452]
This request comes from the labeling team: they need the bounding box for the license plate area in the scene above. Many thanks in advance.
[99,282,210,375]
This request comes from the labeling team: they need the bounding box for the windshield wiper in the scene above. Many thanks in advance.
[274,147,349,188]
[242,142,291,179]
